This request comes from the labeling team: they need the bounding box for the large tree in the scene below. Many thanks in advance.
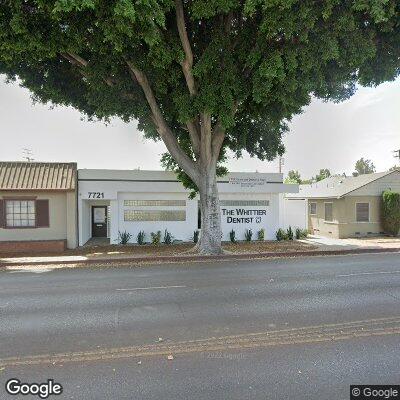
[353,157,376,176]
[0,1,399,254]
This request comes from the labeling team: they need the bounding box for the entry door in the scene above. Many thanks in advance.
[92,206,108,237]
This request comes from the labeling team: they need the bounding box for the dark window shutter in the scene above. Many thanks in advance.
[36,200,49,227]
[0,200,4,228]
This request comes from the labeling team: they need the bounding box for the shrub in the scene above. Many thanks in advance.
[137,231,145,245]
[118,230,132,245]
[229,229,236,243]
[244,229,253,241]
[193,230,199,243]
[150,231,162,245]
[163,229,173,245]
[276,228,286,241]
[287,226,294,240]
[301,229,309,238]
[382,190,400,236]
[257,228,265,241]
[295,228,301,240]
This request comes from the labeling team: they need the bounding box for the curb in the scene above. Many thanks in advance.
[1,247,400,268]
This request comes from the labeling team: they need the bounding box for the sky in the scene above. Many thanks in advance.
[0,75,399,180]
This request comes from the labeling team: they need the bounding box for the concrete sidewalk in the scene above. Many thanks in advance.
[301,235,400,251]
[1,243,400,268]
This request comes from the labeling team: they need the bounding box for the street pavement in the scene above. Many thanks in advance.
[0,253,400,399]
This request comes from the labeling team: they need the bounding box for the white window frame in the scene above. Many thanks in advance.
[324,202,333,222]
[309,202,317,215]
[355,202,370,223]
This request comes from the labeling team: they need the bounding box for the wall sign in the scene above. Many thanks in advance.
[222,208,266,224]
[228,177,269,188]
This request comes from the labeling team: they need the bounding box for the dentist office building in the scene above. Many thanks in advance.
[0,161,303,252]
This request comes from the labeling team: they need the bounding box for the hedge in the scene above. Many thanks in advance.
[382,190,400,236]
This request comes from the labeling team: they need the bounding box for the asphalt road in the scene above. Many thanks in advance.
[1,253,400,399]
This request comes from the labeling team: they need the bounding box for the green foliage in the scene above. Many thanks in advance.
[257,228,265,241]
[229,229,236,243]
[137,230,145,245]
[382,190,400,236]
[150,231,162,245]
[163,229,173,245]
[193,230,199,243]
[0,0,398,192]
[244,229,253,242]
[285,170,301,184]
[276,228,287,241]
[295,228,308,239]
[286,226,294,240]
[353,158,376,176]
[315,169,331,182]
[118,230,132,245]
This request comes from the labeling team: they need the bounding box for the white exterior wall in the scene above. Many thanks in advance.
[282,198,308,230]
[219,193,279,241]
[78,170,298,246]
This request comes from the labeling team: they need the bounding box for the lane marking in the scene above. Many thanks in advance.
[337,270,400,277]
[1,315,400,367]
[116,285,187,291]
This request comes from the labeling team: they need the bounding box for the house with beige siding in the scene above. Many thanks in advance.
[287,169,400,239]
[0,162,77,253]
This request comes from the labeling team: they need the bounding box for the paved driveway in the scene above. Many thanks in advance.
[303,235,400,250]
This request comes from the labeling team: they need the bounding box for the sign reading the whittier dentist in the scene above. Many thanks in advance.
[222,208,267,224]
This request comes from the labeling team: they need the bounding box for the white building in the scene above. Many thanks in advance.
[77,169,299,245]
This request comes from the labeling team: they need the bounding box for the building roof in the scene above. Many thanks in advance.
[0,162,77,191]
[287,169,400,199]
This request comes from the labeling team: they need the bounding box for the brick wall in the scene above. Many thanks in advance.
[0,240,66,254]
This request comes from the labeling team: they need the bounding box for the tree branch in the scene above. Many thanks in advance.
[186,119,200,158]
[126,60,199,182]
[175,0,196,96]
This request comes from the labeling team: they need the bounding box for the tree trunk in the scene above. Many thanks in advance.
[197,164,223,255]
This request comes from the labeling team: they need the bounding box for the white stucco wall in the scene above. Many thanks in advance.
[77,170,298,246]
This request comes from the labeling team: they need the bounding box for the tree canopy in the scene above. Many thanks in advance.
[353,157,376,176]
[284,170,302,184]
[315,168,331,182]
[1,0,399,171]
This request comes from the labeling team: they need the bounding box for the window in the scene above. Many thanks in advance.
[356,203,369,222]
[324,203,333,222]
[219,200,269,207]
[310,202,317,215]
[124,210,186,221]
[5,200,35,227]
[124,200,186,207]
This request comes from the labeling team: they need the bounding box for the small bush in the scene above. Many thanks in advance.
[137,231,145,245]
[118,230,132,245]
[229,229,236,243]
[150,231,162,245]
[301,229,308,238]
[295,228,301,240]
[257,228,265,241]
[244,229,253,241]
[163,229,173,245]
[382,190,400,236]
[276,228,286,241]
[287,226,294,240]
[193,230,199,243]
